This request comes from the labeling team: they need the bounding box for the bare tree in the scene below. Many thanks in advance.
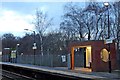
[33,9,53,55]
[118,2,120,68]
[112,1,120,68]
[60,3,87,41]
[83,2,110,40]
[60,2,105,41]
[61,2,119,41]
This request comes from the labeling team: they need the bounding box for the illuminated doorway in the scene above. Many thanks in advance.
[74,46,92,69]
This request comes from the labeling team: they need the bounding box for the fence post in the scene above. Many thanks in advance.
[67,54,71,70]
[50,54,53,67]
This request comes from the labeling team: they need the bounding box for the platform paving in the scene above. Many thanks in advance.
[54,67,120,80]
[1,62,120,80]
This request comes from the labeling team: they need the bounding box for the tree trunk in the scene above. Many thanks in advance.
[39,32,43,56]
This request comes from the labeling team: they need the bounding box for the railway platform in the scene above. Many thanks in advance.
[0,62,120,80]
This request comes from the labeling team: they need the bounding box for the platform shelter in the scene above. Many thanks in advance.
[68,40,117,72]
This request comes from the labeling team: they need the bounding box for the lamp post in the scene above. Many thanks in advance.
[104,2,111,73]
[24,29,37,65]
[104,2,110,39]
[16,44,20,63]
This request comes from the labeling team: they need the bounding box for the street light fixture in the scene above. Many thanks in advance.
[104,2,111,73]
[104,2,109,7]
[24,29,37,65]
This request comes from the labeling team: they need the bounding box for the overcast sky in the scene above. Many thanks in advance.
[0,2,67,37]
[0,0,114,37]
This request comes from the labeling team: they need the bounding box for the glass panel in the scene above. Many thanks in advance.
[100,49,109,62]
